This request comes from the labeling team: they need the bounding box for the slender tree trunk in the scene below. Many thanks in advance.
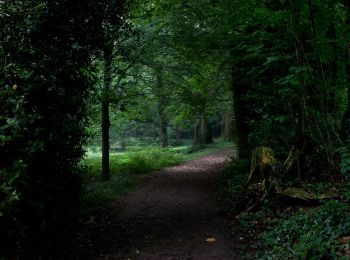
[121,130,126,151]
[136,128,144,141]
[221,111,232,141]
[341,5,350,142]
[221,112,226,140]
[154,123,158,142]
[328,4,338,111]
[158,108,168,147]
[225,113,232,141]
[175,124,181,146]
[155,72,168,147]
[102,45,113,181]
[200,115,206,144]
[308,0,329,111]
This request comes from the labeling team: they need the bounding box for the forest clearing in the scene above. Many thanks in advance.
[2,0,350,259]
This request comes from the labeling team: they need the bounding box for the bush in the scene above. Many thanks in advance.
[81,147,184,212]
[84,146,184,177]
[257,200,350,259]
[0,1,91,255]
[220,159,250,212]
[126,147,184,174]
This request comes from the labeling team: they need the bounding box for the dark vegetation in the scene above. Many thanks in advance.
[2,0,350,258]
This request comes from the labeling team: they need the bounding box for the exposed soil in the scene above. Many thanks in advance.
[64,149,241,259]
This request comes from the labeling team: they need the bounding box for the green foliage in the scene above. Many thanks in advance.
[224,0,349,159]
[257,201,350,259]
[0,0,127,254]
[303,182,334,196]
[127,147,184,173]
[337,147,350,174]
[2,0,350,256]
[1,1,90,251]
[84,146,184,177]
[220,159,250,212]
[82,143,233,212]
[81,147,184,212]
[81,174,136,213]
[179,140,234,161]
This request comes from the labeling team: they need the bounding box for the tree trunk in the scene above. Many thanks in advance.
[232,65,250,158]
[102,45,113,181]
[153,123,158,142]
[158,108,168,147]
[328,3,338,112]
[155,72,168,147]
[193,114,213,146]
[221,111,232,141]
[175,123,181,146]
[341,3,350,143]
[120,130,126,151]
[221,112,226,140]
[136,128,144,141]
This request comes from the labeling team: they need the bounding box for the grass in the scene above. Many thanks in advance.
[81,146,184,212]
[81,140,234,213]
[174,139,234,161]
[84,147,184,177]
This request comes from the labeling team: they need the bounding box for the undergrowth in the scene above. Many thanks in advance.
[220,159,250,212]
[84,146,184,177]
[221,159,350,259]
[83,143,233,213]
[81,146,184,213]
[257,200,350,259]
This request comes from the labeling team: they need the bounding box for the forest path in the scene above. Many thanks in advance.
[66,149,240,259]
[101,149,241,259]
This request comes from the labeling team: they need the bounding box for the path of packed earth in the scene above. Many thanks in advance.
[65,149,241,259]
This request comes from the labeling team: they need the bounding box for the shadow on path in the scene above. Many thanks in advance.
[65,149,241,260]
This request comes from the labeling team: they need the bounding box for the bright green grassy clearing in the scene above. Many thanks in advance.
[84,146,184,177]
[81,141,234,212]
[81,146,184,212]
[179,140,234,162]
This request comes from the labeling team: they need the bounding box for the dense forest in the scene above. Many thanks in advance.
[2,0,350,258]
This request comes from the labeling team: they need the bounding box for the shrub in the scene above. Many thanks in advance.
[126,147,184,174]
[257,200,350,259]
[220,159,250,212]
[1,1,91,254]
[81,147,184,212]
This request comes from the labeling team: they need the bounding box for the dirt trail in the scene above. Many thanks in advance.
[65,149,241,259]
[101,149,241,259]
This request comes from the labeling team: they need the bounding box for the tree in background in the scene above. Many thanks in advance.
[95,1,129,180]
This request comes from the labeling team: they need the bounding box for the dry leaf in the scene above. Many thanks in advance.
[206,237,216,243]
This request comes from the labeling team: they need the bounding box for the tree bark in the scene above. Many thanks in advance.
[120,130,126,151]
[328,3,338,112]
[340,2,350,142]
[193,114,213,146]
[102,45,113,181]
[175,123,181,146]
[155,71,168,147]
[221,111,232,141]
[158,106,168,147]
[232,64,250,158]
[221,112,226,140]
